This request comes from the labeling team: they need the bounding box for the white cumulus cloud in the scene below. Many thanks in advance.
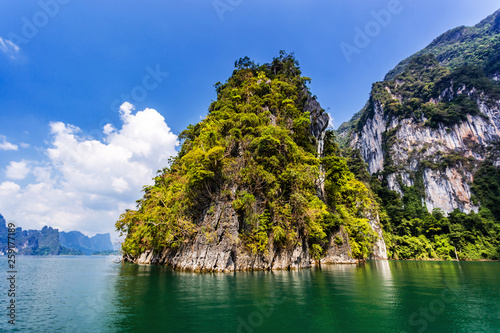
[0,37,20,59]
[0,181,21,195]
[0,136,18,151]
[6,161,30,180]
[0,103,178,237]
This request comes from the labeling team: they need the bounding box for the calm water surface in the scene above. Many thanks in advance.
[0,256,499,332]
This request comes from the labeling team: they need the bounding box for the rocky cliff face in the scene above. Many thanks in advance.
[131,196,384,271]
[131,197,313,271]
[129,113,375,271]
[331,11,500,261]
[306,94,330,140]
[351,71,500,214]
[338,9,500,218]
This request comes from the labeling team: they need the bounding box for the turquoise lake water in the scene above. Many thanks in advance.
[0,256,499,332]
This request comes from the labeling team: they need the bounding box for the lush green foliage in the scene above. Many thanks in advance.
[338,18,500,148]
[369,177,500,260]
[385,10,500,80]
[368,55,499,129]
[117,52,378,259]
[335,106,366,148]
[471,161,500,222]
[116,173,197,256]
[344,148,371,184]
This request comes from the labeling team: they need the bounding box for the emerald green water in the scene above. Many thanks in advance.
[1,257,499,332]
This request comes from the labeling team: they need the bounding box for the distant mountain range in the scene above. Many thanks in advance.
[0,213,115,255]
[59,230,114,255]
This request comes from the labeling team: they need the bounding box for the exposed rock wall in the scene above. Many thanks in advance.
[306,94,330,140]
[351,102,386,175]
[352,92,500,214]
[366,211,388,260]
[129,199,360,272]
[320,227,357,264]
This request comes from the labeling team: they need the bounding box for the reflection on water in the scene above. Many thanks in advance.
[373,259,392,282]
[0,257,499,332]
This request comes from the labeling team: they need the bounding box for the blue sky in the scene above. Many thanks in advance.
[0,0,499,238]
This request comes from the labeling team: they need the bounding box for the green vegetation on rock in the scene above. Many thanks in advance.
[337,10,500,262]
[366,54,498,130]
[370,179,500,260]
[117,52,379,261]
[338,10,500,149]
[385,10,500,80]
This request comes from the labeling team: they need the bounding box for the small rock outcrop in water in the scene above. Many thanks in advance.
[118,52,387,271]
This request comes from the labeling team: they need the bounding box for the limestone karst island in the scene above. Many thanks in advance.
[117,10,500,270]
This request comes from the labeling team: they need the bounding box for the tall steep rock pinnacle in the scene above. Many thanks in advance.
[118,53,387,271]
[130,96,366,270]
[129,107,366,270]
